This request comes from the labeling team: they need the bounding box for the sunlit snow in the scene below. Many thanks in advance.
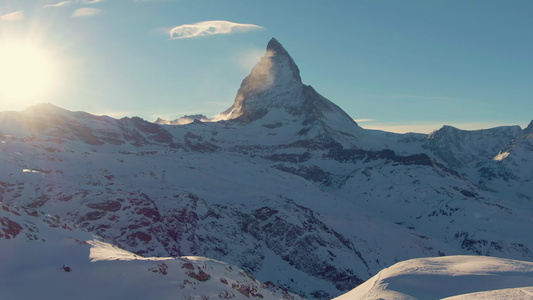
[334,255,533,300]
[493,151,510,161]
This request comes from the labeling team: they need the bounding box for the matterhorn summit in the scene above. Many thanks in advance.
[219,38,304,122]
[217,38,360,147]
[218,39,355,124]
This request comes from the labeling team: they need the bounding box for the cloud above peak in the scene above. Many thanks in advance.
[169,21,262,39]
[72,7,104,17]
[1,11,24,21]
[45,1,70,7]
[45,0,104,8]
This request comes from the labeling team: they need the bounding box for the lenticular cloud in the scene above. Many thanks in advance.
[71,7,104,17]
[169,21,262,39]
[1,11,24,21]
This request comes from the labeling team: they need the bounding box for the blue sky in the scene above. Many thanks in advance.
[1,0,532,133]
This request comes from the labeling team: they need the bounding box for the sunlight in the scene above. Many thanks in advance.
[0,42,56,105]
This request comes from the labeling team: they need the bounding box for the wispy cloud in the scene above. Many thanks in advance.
[232,47,265,72]
[45,1,71,7]
[1,11,24,21]
[72,7,104,17]
[354,118,376,123]
[169,21,262,39]
[45,0,104,8]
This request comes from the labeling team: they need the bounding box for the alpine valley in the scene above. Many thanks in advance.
[1,38,532,299]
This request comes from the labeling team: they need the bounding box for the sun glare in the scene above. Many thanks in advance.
[0,42,56,106]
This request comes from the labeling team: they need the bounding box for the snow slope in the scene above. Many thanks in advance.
[0,202,300,300]
[334,255,533,300]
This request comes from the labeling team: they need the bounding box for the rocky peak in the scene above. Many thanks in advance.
[523,120,533,137]
[217,38,356,133]
[266,38,288,56]
[265,38,302,83]
[217,38,305,122]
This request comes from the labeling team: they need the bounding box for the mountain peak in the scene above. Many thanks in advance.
[266,38,290,57]
[215,38,306,122]
[524,120,533,136]
[264,37,302,83]
[214,38,358,142]
[23,102,72,117]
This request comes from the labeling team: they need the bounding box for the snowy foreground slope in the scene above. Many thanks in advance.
[334,255,533,300]
[0,38,532,299]
[0,203,300,300]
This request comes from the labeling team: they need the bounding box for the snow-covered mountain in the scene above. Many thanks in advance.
[0,38,532,299]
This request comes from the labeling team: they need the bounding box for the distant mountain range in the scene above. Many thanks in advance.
[1,38,532,299]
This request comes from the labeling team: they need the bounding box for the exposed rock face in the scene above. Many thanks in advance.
[0,201,302,300]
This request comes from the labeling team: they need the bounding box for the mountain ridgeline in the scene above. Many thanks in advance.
[0,38,532,299]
